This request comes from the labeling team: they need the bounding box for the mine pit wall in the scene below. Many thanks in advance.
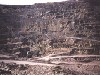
[0,0,100,56]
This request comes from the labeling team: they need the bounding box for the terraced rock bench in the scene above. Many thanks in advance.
[47,55,100,63]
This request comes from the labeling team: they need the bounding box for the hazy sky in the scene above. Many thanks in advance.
[0,0,68,5]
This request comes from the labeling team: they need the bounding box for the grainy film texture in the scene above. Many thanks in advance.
[0,0,100,75]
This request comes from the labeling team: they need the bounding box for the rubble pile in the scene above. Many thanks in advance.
[0,62,29,75]
[0,61,100,75]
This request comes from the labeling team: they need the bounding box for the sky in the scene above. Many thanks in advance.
[0,0,68,5]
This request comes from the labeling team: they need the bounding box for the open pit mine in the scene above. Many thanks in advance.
[0,0,100,75]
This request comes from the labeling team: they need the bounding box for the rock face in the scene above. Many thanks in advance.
[0,0,100,75]
[0,0,100,57]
